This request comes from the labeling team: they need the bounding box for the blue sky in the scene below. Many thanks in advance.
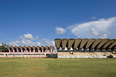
[0,0,116,46]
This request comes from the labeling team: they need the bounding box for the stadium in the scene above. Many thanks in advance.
[0,38,116,58]
[1,1,116,77]
[55,38,116,58]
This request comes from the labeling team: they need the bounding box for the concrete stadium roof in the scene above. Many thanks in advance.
[79,39,88,49]
[55,38,61,50]
[96,39,109,49]
[55,38,116,51]
[91,39,102,49]
[61,38,68,50]
[73,38,81,49]
[67,38,75,50]
[85,39,95,49]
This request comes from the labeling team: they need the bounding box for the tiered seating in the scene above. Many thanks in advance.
[58,51,116,58]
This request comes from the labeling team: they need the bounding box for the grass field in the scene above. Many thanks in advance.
[0,58,116,77]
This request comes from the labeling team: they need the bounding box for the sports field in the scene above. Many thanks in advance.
[0,58,116,77]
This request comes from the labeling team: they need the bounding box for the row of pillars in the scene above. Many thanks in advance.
[6,46,54,52]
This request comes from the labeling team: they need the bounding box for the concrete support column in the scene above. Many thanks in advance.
[36,46,40,52]
[50,46,54,52]
[50,47,52,52]
[89,48,92,51]
[9,48,11,52]
[21,48,23,52]
[52,47,54,52]
[49,47,51,52]
[7,47,11,52]
[16,47,19,52]
[29,47,31,52]
[26,47,29,52]
[45,46,48,52]
[41,46,44,52]
[48,47,50,52]
[18,47,23,52]
[32,46,35,52]
[25,47,27,52]
[20,47,23,52]
[11,47,15,52]
[33,49,35,52]
[37,48,40,52]
[24,47,27,52]
[28,46,32,52]
[46,48,48,52]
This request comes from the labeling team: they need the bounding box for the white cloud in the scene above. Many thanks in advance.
[21,33,34,40]
[9,41,18,46]
[36,42,41,46]
[9,33,37,46]
[8,33,54,46]
[51,41,55,46]
[91,17,96,19]
[21,39,35,46]
[91,28,99,35]
[56,27,66,34]
[100,34,108,39]
[19,33,39,46]
[42,38,55,46]
[69,17,116,38]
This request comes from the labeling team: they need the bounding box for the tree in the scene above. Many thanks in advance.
[0,43,8,52]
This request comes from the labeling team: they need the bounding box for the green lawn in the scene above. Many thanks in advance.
[0,58,116,77]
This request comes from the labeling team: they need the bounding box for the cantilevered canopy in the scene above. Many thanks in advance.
[73,38,81,49]
[102,39,114,49]
[61,38,68,50]
[54,38,116,52]
[68,38,75,50]
[85,39,95,49]
[108,40,116,49]
[96,39,109,49]
[55,38,61,50]
[79,39,88,49]
[91,39,102,49]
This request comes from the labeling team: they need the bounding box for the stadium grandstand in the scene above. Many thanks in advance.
[0,46,57,58]
[55,38,116,58]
